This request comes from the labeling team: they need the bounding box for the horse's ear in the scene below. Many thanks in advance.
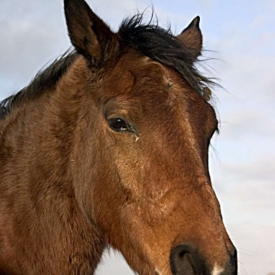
[64,0,119,66]
[177,16,202,61]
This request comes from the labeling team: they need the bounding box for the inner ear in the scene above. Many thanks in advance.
[64,0,119,67]
[177,16,202,61]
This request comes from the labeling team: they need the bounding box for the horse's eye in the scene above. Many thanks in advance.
[108,117,129,132]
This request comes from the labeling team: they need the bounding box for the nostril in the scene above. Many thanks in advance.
[170,244,206,275]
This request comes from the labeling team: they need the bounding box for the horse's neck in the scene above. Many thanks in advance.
[0,86,76,184]
[0,58,106,274]
[1,57,87,180]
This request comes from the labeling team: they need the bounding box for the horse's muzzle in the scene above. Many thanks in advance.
[169,243,237,275]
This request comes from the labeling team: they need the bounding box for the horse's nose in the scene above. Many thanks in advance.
[170,243,206,275]
[169,243,237,275]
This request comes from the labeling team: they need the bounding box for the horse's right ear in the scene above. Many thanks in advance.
[64,0,119,67]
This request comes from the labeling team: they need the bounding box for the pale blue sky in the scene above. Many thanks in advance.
[0,1,274,275]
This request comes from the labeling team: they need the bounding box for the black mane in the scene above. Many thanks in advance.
[0,13,212,118]
[119,14,212,96]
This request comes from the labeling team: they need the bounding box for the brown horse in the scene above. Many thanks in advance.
[0,0,237,274]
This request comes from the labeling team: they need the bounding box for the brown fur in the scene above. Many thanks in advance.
[0,0,236,274]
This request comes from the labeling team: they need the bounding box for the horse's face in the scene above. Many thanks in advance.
[65,0,237,274]
[88,52,234,275]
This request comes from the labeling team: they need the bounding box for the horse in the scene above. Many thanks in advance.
[0,0,237,274]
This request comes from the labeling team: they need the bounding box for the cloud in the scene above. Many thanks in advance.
[217,108,275,141]
[0,1,69,96]
[226,223,275,275]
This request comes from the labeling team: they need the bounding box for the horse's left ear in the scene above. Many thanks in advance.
[177,16,202,61]
[64,0,119,67]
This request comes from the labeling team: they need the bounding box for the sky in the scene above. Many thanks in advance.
[0,0,274,275]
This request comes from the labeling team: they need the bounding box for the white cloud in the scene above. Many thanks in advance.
[227,223,275,275]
